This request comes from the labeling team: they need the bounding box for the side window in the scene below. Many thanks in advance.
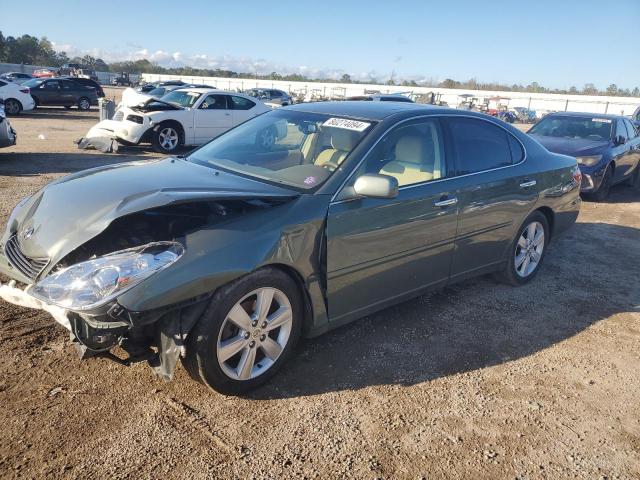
[271,90,282,98]
[229,96,256,110]
[356,119,446,187]
[200,94,228,110]
[624,119,637,139]
[45,81,60,90]
[447,118,514,174]
[61,81,72,90]
[615,120,627,141]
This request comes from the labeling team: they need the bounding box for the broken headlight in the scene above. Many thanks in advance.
[30,242,183,311]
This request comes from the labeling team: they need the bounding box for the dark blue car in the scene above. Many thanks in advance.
[528,112,640,200]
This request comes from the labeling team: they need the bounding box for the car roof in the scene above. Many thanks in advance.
[286,100,452,121]
[547,111,625,120]
[174,88,241,95]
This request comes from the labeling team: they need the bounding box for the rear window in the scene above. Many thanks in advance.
[447,118,516,174]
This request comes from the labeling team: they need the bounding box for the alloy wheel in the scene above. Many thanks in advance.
[159,127,179,151]
[216,287,293,381]
[79,98,90,110]
[514,221,545,278]
[4,100,20,115]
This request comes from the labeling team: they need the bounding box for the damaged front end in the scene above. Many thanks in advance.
[0,158,302,380]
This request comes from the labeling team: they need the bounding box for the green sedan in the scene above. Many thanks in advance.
[0,102,582,394]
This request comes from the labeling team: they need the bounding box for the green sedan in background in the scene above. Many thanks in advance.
[0,102,581,394]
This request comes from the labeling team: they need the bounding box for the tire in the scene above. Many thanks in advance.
[77,97,91,110]
[183,267,303,395]
[152,123,183,154]
[591,165,612,201]
[496,211,549,286]
[4,99,22,116]
[624,164,640,188]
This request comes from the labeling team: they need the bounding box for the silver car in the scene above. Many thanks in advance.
[0,99,17,148]
[245,88,292,106]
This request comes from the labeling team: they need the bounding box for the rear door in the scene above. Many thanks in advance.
[326,117,459,323]
[229,95,260,126]
[192,94,233,144]
[443,116,537,281]
[60,80,77,106]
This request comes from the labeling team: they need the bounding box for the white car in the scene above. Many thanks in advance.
[86,88,273,153]
[0,79,36,115]
[0,99,17,147]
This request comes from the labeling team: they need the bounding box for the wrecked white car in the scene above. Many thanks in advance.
[80,88,273,153]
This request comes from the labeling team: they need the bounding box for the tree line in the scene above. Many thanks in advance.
[1,31,638,97]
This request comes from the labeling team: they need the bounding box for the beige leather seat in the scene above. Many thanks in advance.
[380,135,437,186]
[315,129,359,166]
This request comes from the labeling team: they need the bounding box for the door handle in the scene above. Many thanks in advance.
[519,179,537,188]
[434,197,458,207]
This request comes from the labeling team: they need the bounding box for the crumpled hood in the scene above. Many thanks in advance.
[529,134,610,157]
[6,158,298,269]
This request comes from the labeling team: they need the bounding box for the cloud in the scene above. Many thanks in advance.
[49,41,396,82]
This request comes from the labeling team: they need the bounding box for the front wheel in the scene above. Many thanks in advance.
[152,124,182,153]
[77,97,91,111]
[183,268,302,395]
[591,165,612,201]
[497,211,549,286]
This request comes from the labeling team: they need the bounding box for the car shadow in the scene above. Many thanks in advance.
[596,183,640,204]
[250,221,640,399]
[19,108,99,122]
[0,152,159,177]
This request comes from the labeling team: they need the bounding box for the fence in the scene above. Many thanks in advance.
[141,73,640,116]
[0,63,140,85]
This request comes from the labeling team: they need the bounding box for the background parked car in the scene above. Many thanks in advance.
[0,72,33,84]
[0,79,35,115]
[631,106,640,128]
[528,112,640,200]
[112,72,133,86]
[245,88,293,106]
[32,69,57,78]
[91,88,272,153]
[23,78,98,110]
[60,76,105,98]
[0,99,17,147]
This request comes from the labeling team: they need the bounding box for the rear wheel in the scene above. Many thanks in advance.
[77,97,91,111]
[183,268,302,395]
[497,211,549,286]
[4,99,21,115]
[591,165,612,201]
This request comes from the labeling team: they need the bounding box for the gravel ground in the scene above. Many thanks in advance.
[0,99,639,480]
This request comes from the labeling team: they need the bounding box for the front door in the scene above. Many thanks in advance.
[193,94,233,144]
[326,118,458,324]
[39,80,62,105]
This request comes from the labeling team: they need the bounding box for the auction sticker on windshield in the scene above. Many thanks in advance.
[323,118,371,132]
[592,118,612,123]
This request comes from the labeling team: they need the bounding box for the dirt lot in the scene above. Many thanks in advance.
[0,100,639,480]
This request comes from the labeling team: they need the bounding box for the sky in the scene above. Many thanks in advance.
[0,0,638,90]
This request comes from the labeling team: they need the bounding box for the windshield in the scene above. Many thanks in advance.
[160,90,202,107]
[188,110,374,190]
[23,79,44,88]
[529,116,612,141]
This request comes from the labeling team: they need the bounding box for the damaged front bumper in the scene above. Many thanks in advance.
[0,276,209,381]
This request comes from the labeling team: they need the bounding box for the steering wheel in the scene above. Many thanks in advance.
[322,161,339,172]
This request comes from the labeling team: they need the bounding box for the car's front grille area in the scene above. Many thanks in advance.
[4,235,49,281]
[113,110,124,121]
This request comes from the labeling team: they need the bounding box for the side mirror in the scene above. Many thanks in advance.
[615,135,627,146]
[353,174,399,199]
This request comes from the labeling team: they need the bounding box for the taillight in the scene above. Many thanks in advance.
[19,88,30,94]
[572,165,582,184]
